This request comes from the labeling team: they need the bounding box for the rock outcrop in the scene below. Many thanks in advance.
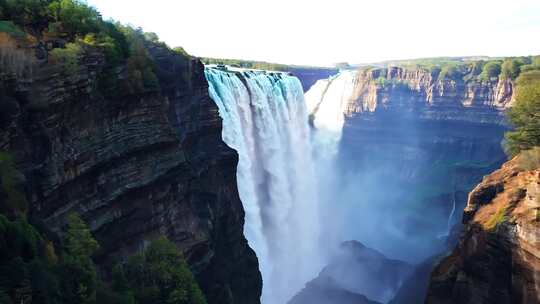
[425,155,540,304]
[0,32,261,304]
[346,66,513,121]
[289,241,412,304]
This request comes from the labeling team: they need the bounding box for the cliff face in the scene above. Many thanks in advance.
[426,156,540,304]
[333,67,509,263]
[346,66,513,120]
[0,33,261,304]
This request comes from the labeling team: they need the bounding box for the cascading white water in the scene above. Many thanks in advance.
[305,71,357,158]
[205,67,321,304]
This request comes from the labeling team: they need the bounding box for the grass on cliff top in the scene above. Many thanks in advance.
[516,147,540,170]
[0,21,25,37]
[485,205,509,230]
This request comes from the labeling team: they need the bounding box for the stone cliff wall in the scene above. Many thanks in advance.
[0,33,261,304]
[345,66,513,123]
[426,156,540,304]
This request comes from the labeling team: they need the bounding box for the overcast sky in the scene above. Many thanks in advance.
[87,0,540,66]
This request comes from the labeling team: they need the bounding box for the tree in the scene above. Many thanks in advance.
[59,213,99,304]
[117,236,207,304]
[501,58,525,80]
[47,0,101,36]
[64,213,98,258]
[480,61,501,81]
[438,63,462,81]
[505,70,540,155]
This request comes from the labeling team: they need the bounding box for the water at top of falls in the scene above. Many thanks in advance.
[205,67,322,304]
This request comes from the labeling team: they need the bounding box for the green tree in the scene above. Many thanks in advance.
[59,213,99,304]
[64,213,98,258]
[505,70,540,155]
[117,237,207,304]
[438,63,463,81]
[1,0,49,28]
[501,58,525,80]
[0,152,27,217]
[480,61,501,81]
[47,0,100,36]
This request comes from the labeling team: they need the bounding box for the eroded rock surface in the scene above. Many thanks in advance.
[426,157,540,304]
[0,33,261,304]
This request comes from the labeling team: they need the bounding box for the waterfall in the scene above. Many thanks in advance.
[205,67,321,304]
[306,71,357,159]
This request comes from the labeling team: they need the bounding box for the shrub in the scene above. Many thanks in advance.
[501,58,526,80]
[438,63,462,81]
[516,147,540,170]
[173,46,190,57]
[116,237,207,304]
[50,42,82,76]
[0,21,26,37]
[47,0,101,37]
[479,61,501,81]
[0,0,49,28]
[0,152,27,216]
[504,70,540,155]
[485,206,508,230]
[58,213,99,304]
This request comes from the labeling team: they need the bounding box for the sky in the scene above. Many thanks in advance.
[87,0,540,67]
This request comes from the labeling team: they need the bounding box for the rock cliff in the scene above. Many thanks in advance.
[0,32,261,304]
[289,241,412,304]
[346,66,513,121]
[425,155,540,304]
[331,66,510,263]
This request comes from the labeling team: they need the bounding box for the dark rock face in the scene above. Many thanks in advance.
[289,276,381,304]
[0,34,261,304]
[425,158,540,304]
[289,241,412,304]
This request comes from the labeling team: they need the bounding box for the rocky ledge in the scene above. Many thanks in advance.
[425,155,539,304]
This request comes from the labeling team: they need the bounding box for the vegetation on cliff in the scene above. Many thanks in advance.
[0,197,206,304]
[201,56,336,72]
[505,70,540,155]
[0,0,193,97]
[366,55,540,83]
[0,2,209,303]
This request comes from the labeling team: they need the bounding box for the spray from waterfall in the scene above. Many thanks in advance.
[205,67,321,304]
[304,71,358,246]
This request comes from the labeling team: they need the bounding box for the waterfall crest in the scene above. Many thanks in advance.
[205,68,321,304]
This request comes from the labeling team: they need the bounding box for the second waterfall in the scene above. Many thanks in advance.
[205,68,321,304]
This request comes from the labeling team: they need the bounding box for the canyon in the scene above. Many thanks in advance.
[1,22,539,304]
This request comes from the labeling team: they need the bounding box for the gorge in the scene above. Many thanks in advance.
[1,2,539,303]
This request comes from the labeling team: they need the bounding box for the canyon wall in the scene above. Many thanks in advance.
[305,65,515,303]
[346,66,510,257]
[426,155,539,304]
[0,33,261,304]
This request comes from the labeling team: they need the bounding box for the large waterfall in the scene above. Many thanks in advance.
[305,71,357,158]
[205,68,321,304]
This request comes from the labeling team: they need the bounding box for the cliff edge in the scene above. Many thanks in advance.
[0,29,261,304]
[425,153,539,304]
